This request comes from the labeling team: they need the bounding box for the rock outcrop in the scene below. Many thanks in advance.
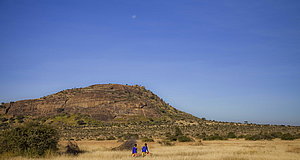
[0,84,186,121]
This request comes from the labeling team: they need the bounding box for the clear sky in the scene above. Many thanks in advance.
[1,0,300,126]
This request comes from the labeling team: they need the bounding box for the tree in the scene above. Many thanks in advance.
[0,122,59,157]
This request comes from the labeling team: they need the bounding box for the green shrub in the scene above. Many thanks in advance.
[227,132,236,138]
[281,133,296,140]
[245,133,274,141]
[177,135,193,142]
[165,127,194,142]
[245,134,261,141]
[0,122,59,157]
[203,134,227,140]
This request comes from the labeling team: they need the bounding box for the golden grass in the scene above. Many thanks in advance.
[5,139,300,160]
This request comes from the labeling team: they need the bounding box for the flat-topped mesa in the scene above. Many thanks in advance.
[0,84,185,121]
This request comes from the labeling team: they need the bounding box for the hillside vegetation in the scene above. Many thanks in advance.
[0,84,299,140]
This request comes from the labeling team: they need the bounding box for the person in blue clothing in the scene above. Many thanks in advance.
[132,144,138,157]
[141,143,150,157]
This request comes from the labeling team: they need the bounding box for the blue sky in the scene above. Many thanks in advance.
[1,0,300,125]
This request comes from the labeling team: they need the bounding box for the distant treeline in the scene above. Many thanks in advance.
[195,131,300,141]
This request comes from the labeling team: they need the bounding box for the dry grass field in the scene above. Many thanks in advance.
[5,139,300,160]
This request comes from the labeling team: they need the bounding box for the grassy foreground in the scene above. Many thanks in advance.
[5,139,300,160]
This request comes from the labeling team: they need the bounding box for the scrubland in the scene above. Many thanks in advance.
[5,139,300,160]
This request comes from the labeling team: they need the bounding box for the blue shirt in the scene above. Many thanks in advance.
[132,147,137,154]
[142,146,148,152]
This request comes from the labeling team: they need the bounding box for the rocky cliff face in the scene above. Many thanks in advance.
[0,84,185,121]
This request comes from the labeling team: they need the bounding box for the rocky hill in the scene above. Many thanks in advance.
[1,84,299,140]
[0,84,195,122]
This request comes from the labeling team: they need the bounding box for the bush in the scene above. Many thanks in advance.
[245,134,261,141]
[165,127,193,142]
[0,122,59,157]
[177,135,193,142]
[281,133,296,140]
[158,140,174,146]
[203,134,227,140]
[141,137,154,142]
[227,132,236,138]
[245,133,274,141]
